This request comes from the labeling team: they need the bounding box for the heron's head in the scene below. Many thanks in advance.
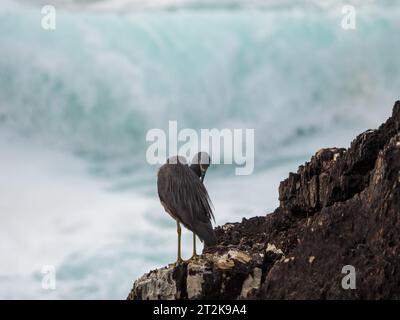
[190,152,211,181]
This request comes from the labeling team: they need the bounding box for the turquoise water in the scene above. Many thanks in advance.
[0,0,399,299]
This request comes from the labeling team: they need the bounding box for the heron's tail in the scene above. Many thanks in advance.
[195,222,217,247]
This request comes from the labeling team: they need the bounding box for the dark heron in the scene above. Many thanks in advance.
[157,152,216,264]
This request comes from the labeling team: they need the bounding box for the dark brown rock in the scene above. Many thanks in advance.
[128,101,400,300]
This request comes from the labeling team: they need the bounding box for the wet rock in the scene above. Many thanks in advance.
[128,264,187,300]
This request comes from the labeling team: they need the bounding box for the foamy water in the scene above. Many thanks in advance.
[0,133,286,299]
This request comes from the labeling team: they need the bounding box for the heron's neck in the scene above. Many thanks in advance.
[190,164,202,178]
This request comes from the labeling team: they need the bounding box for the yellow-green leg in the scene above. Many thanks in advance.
[175,221,183,264]
[190,232,198,260]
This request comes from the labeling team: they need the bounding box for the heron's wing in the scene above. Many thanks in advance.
[157,164,214,229]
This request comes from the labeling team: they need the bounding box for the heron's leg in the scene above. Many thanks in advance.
[176,221,183,264]
[190,233,198,260]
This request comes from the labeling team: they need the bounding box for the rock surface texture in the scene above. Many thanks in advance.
[128,102,400,300]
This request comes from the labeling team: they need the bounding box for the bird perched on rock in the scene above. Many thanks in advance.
[157,152,216,264]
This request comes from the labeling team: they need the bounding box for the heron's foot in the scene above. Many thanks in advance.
[170,257,184,267]
[188,253,199,262]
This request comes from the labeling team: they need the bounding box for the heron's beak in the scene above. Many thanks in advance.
[200,171,205,183]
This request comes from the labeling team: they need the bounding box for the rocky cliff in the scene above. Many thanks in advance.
[128,101,400,300]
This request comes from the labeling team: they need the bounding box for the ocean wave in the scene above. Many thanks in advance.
[1,0,399,183]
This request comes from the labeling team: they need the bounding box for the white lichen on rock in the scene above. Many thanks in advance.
[186,259,213,299]
[266,243,284,255]
[240,267,262,299]
[216,249,251,269]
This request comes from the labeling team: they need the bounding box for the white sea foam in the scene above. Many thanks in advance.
[0,134,157,298]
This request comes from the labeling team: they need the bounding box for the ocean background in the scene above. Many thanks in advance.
[0,0,399,299]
